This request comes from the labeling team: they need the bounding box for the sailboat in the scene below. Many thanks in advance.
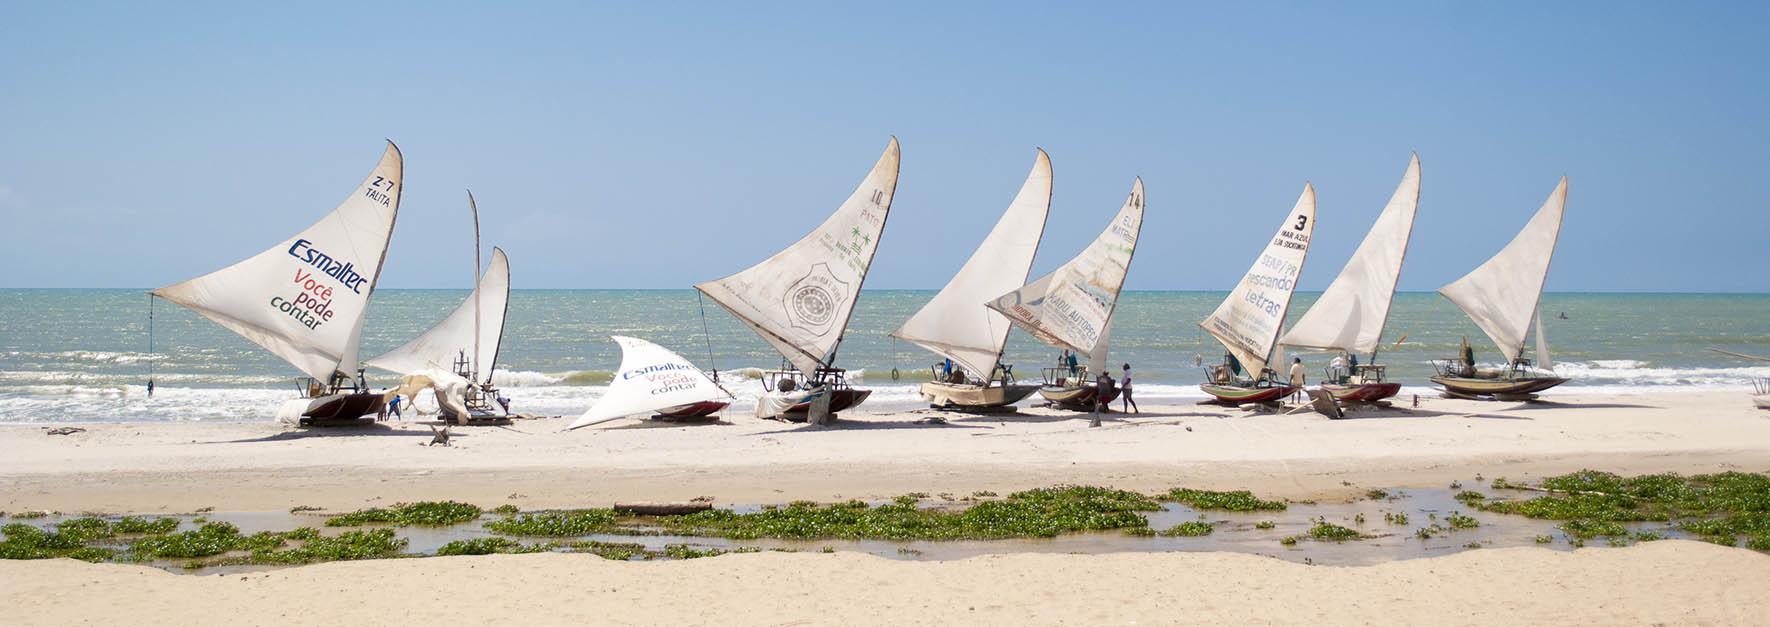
[1278,155,1420,405]
[1707,348,1770,410]
[1199,183,1316,406]
[989,178,1145,411]
[892,149,1052,410]
[694,138,899,423]
[1430,177,1570,400]
[153,142,403,424]
[565,336,734,430]
[364,192,510,423]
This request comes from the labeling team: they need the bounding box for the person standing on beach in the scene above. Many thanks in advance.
[1288,357,1306,402]
[1066,350,1079,377]
[1091,370,1114,427]
[388,394,402,420]
[1120,363,1139,413]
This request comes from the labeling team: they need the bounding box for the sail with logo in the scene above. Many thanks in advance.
[566,336,733,430]
[152,142,403,423]
[1198,183,1315,406]
[694,138,899,421]
[988,178,1144,411]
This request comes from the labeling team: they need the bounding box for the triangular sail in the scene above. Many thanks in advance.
[1279,155,1420,355]
[1439,177,1568,363]
[891,149,1052,377]
[1534,310,1553,371]
[567,336,732,430]
[988,178,1145,355]
[1087,315,1113,375]
[153,142,403,381]
[694,138,900,375]
[365,247,510,380]
[1200,184,1316,377]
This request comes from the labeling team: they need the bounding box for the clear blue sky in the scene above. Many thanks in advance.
[2,1,1764,291]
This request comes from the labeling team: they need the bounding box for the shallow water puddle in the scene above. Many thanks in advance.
[5,480,1699,574]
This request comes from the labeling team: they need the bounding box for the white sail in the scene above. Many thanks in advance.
[567,336,732,430]
[694,138,900,375]
[1087,315,1113,375]
[365,247,510,380]
[988,178,1145,355]
[1279,154,1420,355]
[1200,183,1316,377]
[1439,177,1568,363]
[153,142,403,381]
[891,149,1052,377]
[1535,310,1553,371]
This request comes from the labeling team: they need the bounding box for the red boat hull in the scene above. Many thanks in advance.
[1199,384,1298,406]
[1321,382,1402,404]
[656,401,730,419]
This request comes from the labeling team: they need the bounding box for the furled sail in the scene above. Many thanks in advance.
[1200,184,1316,377]
[153,142,403,381]
[567,336,732,430]
[891,149,1052,377]
[1535,311,1553,370]
[1279,154,1420,355]
[1439,176,1567,363]
[694,138,900,375]
[365,247,510,381]
[988,178,1145,355]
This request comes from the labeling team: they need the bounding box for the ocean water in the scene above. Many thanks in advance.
[1,289,1766,423]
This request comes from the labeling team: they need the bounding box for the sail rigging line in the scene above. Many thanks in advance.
[468,190,482,382]
[695,290,719,383]
[146,293,155,397]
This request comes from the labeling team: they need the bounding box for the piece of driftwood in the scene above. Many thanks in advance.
[45,427,86,436]
[613,502,714,516]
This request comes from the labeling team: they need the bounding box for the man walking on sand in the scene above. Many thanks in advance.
[388,394,403,420]
[1091,370,1113,427]
[1288,357,1306,403]
[1120,363,1139,414]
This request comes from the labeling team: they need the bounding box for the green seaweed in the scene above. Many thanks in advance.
[1161,488,1286,512]
[1159,521,1214,537]
[326,501,482,527]
[484,509,620,536]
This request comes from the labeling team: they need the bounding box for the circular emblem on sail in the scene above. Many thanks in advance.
[785,263,847,337]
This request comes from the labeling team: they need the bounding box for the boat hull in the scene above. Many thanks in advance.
[1430,375,1568,400]
[1320,382,1402,404]
[656,401,730,419]
[1755,395,1770,411]
[1038,384,1120,411]
[920,382,1038,409]
[1199,384,1297,406]
[299,392,383,424]
[769,389,872,421]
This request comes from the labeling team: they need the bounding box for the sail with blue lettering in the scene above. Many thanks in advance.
[1200,184,1316,377]
[153,142,403,381]
[567,336,731,430]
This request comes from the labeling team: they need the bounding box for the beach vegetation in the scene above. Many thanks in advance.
[435,537,545,556]
[250,529,407,564]
[10,511,48,520]
[1384,512,1409,526]
[1306,521,1364,542]
[1365,489,1388,500]
[1446,513,1480,529]
[1161,488,1286,512]
[491,504,520,516]
[326,501,482,527]
[484,509,620,536]
[1255,520,1275,530]
[1159,521,1214,537]
[658,486,1158,541]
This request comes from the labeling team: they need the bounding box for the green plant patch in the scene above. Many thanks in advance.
[484,509,620,536]
[1162,488,1286,512]
[559,540,649,561]
[1559,519,1627,539]
[1446,513,1480,529]
[251,529,407,564]
[1159,521,1214,537]
[658,486,1158,541]
[435,537,546,556]
[326,501,482,527]
[1306,522,1363,542]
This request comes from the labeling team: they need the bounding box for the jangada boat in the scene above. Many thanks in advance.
[1430,177,1570,401]
[988,179,1146,412]
[1708,349,1770,411]
[152,142,403,426]
[565,336,733,430]
[365,192,512,424]
[1198,184,1316,406]
[1278,155,1421,410]
[892,149,1053,411]
[694,138,899,425]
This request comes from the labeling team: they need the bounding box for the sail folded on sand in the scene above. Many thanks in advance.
[1279,155,1420,355]
[1439,177,1567,364]
[694,138,900,375]
[1200,184,1316,377]
[567,336,731,430]
[988,178,1145,356]
[891,149,1052,377]
[365,247,510,381]
[153,142,403,381]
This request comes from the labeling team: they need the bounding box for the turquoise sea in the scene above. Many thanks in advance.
[1,289,1766,422]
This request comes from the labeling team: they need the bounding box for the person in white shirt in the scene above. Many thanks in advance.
[1288,357,1307,402]
[1120,363,1139,414]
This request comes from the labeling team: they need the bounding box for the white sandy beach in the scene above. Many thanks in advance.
[4,390,1770,625]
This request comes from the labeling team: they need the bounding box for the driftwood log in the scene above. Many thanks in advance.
[614,502,714,516]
